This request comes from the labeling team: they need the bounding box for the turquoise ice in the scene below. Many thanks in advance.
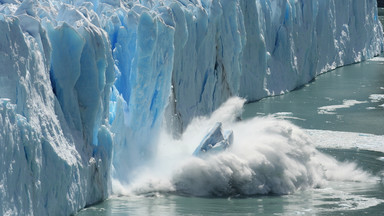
[0,0,383,215]
[192,122,233,156]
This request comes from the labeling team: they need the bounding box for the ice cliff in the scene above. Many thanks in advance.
[0,0,383,215]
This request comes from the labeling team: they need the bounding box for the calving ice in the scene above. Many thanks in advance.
[192,122,234,157]
[0,0,383,215]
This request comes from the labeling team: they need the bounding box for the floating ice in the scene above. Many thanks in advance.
[306,130,384,153]
[270,112,306,121]
[369,94,384,102]
[318,100,368,114]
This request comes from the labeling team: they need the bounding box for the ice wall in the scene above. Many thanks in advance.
[166,0,384,132]
[0,0,383,215]
[105,0,383,183]
[0,1,114,215]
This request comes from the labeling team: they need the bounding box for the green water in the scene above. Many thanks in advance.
[77,56,384,215]
[79,149,384,215]
[243,56,384,135]
[79,173,384,216]
[79,150,384,216]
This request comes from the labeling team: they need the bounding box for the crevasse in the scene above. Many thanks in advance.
[0,0,383,215]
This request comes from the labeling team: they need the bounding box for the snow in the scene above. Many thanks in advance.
[0,0,383,215]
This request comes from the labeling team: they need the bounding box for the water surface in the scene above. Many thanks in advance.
[243,56,384,135]
[77,57,384,216]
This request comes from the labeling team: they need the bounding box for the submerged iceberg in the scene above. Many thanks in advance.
[0,0,383,215]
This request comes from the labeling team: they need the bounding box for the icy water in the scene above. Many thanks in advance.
[242,56,384,135]
[77,56,384,215]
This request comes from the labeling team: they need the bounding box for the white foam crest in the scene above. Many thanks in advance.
[112,97,375,197]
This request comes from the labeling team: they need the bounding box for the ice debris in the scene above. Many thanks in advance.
[193,122,233,157]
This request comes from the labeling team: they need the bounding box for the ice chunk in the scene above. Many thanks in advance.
[193,122,233,157]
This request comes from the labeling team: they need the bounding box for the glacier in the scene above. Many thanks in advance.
[0,0,383,215]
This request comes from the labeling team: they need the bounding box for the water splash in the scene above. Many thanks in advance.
[112,97,375,197]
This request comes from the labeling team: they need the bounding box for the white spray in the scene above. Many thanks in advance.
[112,97,374,197]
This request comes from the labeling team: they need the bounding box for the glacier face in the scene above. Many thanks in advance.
[107,0,384,184]
[0,0,383,215]
[0,2,113,215]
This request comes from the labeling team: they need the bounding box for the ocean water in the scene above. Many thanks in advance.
[243,56,384,135]
[77,56,384,215]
